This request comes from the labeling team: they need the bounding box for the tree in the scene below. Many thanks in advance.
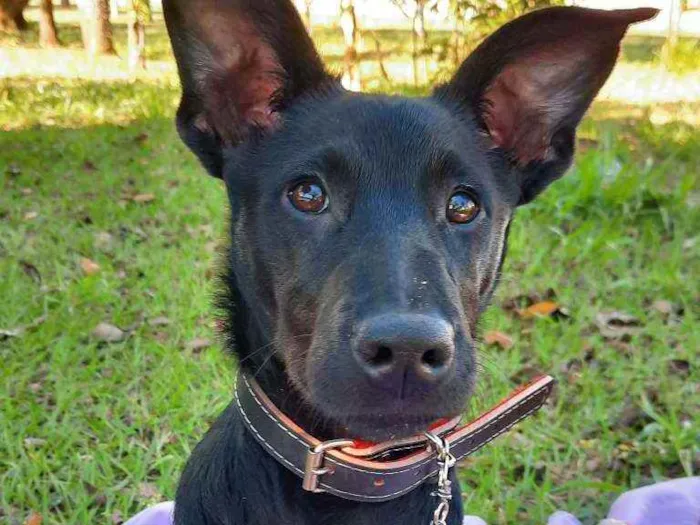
[39,0,61,47]
[302,0,313,34]
[389,0,434,84]
[78,0,115,55]
[128,0,151,69]
[339,0,360,90]
[445,0,564,63]
[0,0,29,32]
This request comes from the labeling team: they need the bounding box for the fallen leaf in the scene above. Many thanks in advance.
[668,359,690,378]
[94,231,114,250]
[138,482,161,499]
[21,187,33,196]
[0,327,22,339]
[132,193,155,203]
[148,316,171,327]
[24,211,38,220]
[483,330,514,349]
[92,322,125,343]
[186,338,211,352]
[111,510,124,524]
[80,257,100,275]
[134,132,149,143]
[23,437,47,448]
[652,300,674,315]
[613,400,653,431]
[518,301,569,320]
[595,311,642,340]
[19,260,41,284]
[82,160,97,172]
[24,512,42,525]
[510,364,542,384]
[7,162,21,176]
[0,314,47,340]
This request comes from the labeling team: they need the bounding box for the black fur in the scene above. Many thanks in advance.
[161,1,656,523]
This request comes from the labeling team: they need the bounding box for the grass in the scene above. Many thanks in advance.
[1,30,699,525]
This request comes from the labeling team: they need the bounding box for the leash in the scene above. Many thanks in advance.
[235,372,554,518]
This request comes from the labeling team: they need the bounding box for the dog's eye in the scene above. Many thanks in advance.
[288,181,328,214]
[447,191,480,224]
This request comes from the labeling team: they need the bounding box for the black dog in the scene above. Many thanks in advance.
[162,2,655,523]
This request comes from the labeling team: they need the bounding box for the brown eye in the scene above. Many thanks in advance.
[288,181,328,213]
[447,191,480,224]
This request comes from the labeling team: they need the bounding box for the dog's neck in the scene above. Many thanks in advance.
[174,400,464,525]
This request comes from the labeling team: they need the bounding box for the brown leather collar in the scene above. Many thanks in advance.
[235,373,554,503]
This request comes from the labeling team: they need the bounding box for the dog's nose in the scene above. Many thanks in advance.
[353,314,455,389]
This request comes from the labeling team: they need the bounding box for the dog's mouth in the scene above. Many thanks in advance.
[339,413,456,442]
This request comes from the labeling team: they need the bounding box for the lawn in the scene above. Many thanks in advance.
[1,17,699,525]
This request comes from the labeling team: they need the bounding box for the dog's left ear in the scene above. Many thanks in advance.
[436,7,657,205]
[163,0,331,178]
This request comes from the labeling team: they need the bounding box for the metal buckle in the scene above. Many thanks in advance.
[425,431,457,525]
[302,439,355,493]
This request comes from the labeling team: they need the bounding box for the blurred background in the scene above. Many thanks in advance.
[1,1,698,524]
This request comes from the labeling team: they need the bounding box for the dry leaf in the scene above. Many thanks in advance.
[24,211,38,220]
[94,231,114,250]
[518,301,569,320]
[7,162,21,176]
[132,193,155,203]
[510,364,542,384]
[484,330,514,349]
[138,482,161,499]
[0,327,22,339]
[111,510,124,524]
[148,316,171,327]
[24,512,42,525]
[668,359,690,378]
[23,437,47,447]
[92,322,125,343]
[21,187,33,196]
[80,257,101,275]
[19,260,41,284]
[83,160,97,172]
[595,311,641,340]
[652,300,674,315]
[186,338,211,352]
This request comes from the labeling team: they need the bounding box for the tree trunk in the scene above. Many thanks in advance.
[128,18,146,69]
[94,0,114,54]
[0,0,29,32]
[61,0,71,6]
[340,0,360,91]
[303,0,313,35]
[79,0,115,55]
[39,0,61,47]
[663,0,682,66]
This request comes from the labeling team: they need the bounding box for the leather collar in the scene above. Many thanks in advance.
[235,372,554,503]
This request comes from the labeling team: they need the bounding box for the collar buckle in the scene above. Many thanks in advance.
[302,439,355,493]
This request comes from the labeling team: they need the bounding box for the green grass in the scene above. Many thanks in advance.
[1,73,699,525]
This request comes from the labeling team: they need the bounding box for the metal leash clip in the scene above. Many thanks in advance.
[425,431,457,525]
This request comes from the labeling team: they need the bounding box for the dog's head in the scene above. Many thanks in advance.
[164,1,655,440]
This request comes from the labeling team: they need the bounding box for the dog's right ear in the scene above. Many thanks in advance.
[163,0,331,178]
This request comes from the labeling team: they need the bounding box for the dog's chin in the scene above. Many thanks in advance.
[337,413,453,442]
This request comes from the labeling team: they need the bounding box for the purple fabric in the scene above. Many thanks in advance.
[125,501,173,525]
[125,477,700,525]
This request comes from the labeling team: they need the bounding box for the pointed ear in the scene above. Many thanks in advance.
[435,7,658,204]
[163,0,332,178]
